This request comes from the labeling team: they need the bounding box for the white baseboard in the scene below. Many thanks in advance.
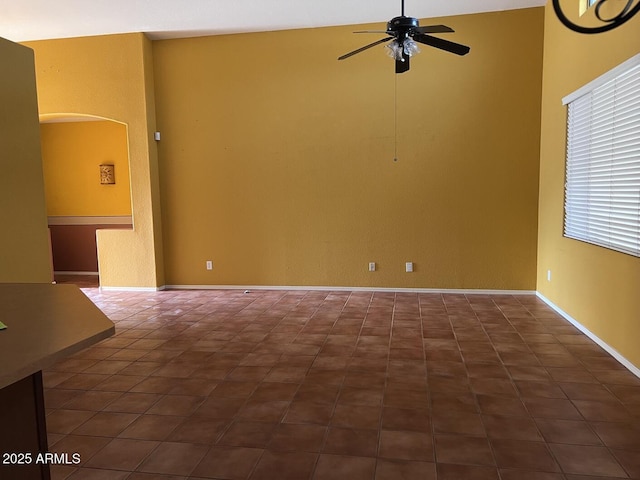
[164,284,537,295]
[99,285,166,292]
[55,271,99,276]
[536,292,640,379]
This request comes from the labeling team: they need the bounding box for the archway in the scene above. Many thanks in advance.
[40,114,132,287]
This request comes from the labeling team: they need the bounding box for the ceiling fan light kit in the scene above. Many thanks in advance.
[338,0,470,73]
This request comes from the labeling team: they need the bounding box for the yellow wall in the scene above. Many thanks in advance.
[0,38,52,283]
[153,7,544,288]
[41,120,132,217]
[537,9,640,367]
[25,34,165,288]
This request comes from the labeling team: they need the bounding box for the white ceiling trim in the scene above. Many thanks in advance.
[0,0,546,43]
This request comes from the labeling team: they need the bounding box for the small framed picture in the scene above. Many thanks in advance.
[99,164,115,184]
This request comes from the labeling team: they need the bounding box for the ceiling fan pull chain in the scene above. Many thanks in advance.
[394,74,399,162]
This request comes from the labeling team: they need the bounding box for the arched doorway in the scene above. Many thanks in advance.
[40,114,132,287]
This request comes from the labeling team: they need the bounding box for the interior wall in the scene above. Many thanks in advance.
[537,9,640,368]
[153,7,544,289]
[41,120,132,217]
[24,33,165,288]
[0,38,52,283]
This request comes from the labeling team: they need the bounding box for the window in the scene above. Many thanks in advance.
[562,53,640,257]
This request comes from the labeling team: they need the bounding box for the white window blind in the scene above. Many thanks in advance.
[562,54,640,257]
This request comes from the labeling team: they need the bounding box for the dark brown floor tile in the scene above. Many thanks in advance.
[192,397,242,419]
[515,381,567,399]
[573,399,634,422]
[62,391,122,411]
[331,403,381,429]
[118,414,184,441]
[146,395,204,416]
[268,423,326,452]
[378,430,434,461]
[435,434,495,465]
[56,374,111,391]
[437,463,499,480]
[483,415,544,441]
[129,377,180,394]
[323,427,378,457]
[432,410,486,436]
[167,377,217,396]
[427,361,467,378]
[191,446,263,479]
[383,386,429,408]
[210,380,258,398]
[427,376,472,394]
[477,394,528,416]
[431,391,478,414]
[66,467,131,479]
[522,397,582,420]
[85,438,159,471]
[51,435,111,464]
[294,383,340,404]
[611,448,640,478]
[249,382,299,402]
[591,421,640,450]
[381,406,430,433]
[536,353,581,367]
[466,363,510,379]
[103,392,162,414]
[167,416,229,444]
[499,469,565,480]
[250,450,317,480]
[535,418,601,445]
[45,389,84,409]
[470,378,519,397]
[338,386,383,406]
[560,382,620,402]
[608,384,640,405]
[137,441,208,476]
[218,421,276,448]
[226,366,271,382]
[499,352,542,366]
[547,367,598,384]
[237,399,289,422]
[71,411,139,437]
[375,459,436,480]
[507,366,552,382]
[591,370,640,386]
[549,443,627,477]
[492,439,561,472]
[283,400,334,425]
[313,454,376,480]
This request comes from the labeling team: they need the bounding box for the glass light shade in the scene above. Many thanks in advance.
[386,38,421,62]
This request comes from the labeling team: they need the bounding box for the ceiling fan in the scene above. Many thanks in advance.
[338,0,470,73]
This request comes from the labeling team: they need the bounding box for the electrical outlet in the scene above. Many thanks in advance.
[547,269,551,282]
[206,260,213,270]
[369,262,376,272]
[406,262,413,273]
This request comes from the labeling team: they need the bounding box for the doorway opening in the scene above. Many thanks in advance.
[40,115,133,288]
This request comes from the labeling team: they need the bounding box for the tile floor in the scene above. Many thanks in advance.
[42,288,640,479]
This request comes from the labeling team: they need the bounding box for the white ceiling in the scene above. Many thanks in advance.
[0,0,546,43]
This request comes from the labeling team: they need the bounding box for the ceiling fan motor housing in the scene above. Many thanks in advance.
[387,16,419,36]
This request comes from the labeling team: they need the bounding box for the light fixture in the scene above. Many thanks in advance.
[385,37,421,62]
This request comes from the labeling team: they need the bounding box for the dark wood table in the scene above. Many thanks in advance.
[0,284,114,480]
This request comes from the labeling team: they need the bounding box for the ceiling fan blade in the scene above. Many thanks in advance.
[338,37,392,60]
[413,33,470,56]
[396,52,410,74]
[414,24,454,34]
[353,30,389,34]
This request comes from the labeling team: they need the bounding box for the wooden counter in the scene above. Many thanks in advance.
[0,283,115,480]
